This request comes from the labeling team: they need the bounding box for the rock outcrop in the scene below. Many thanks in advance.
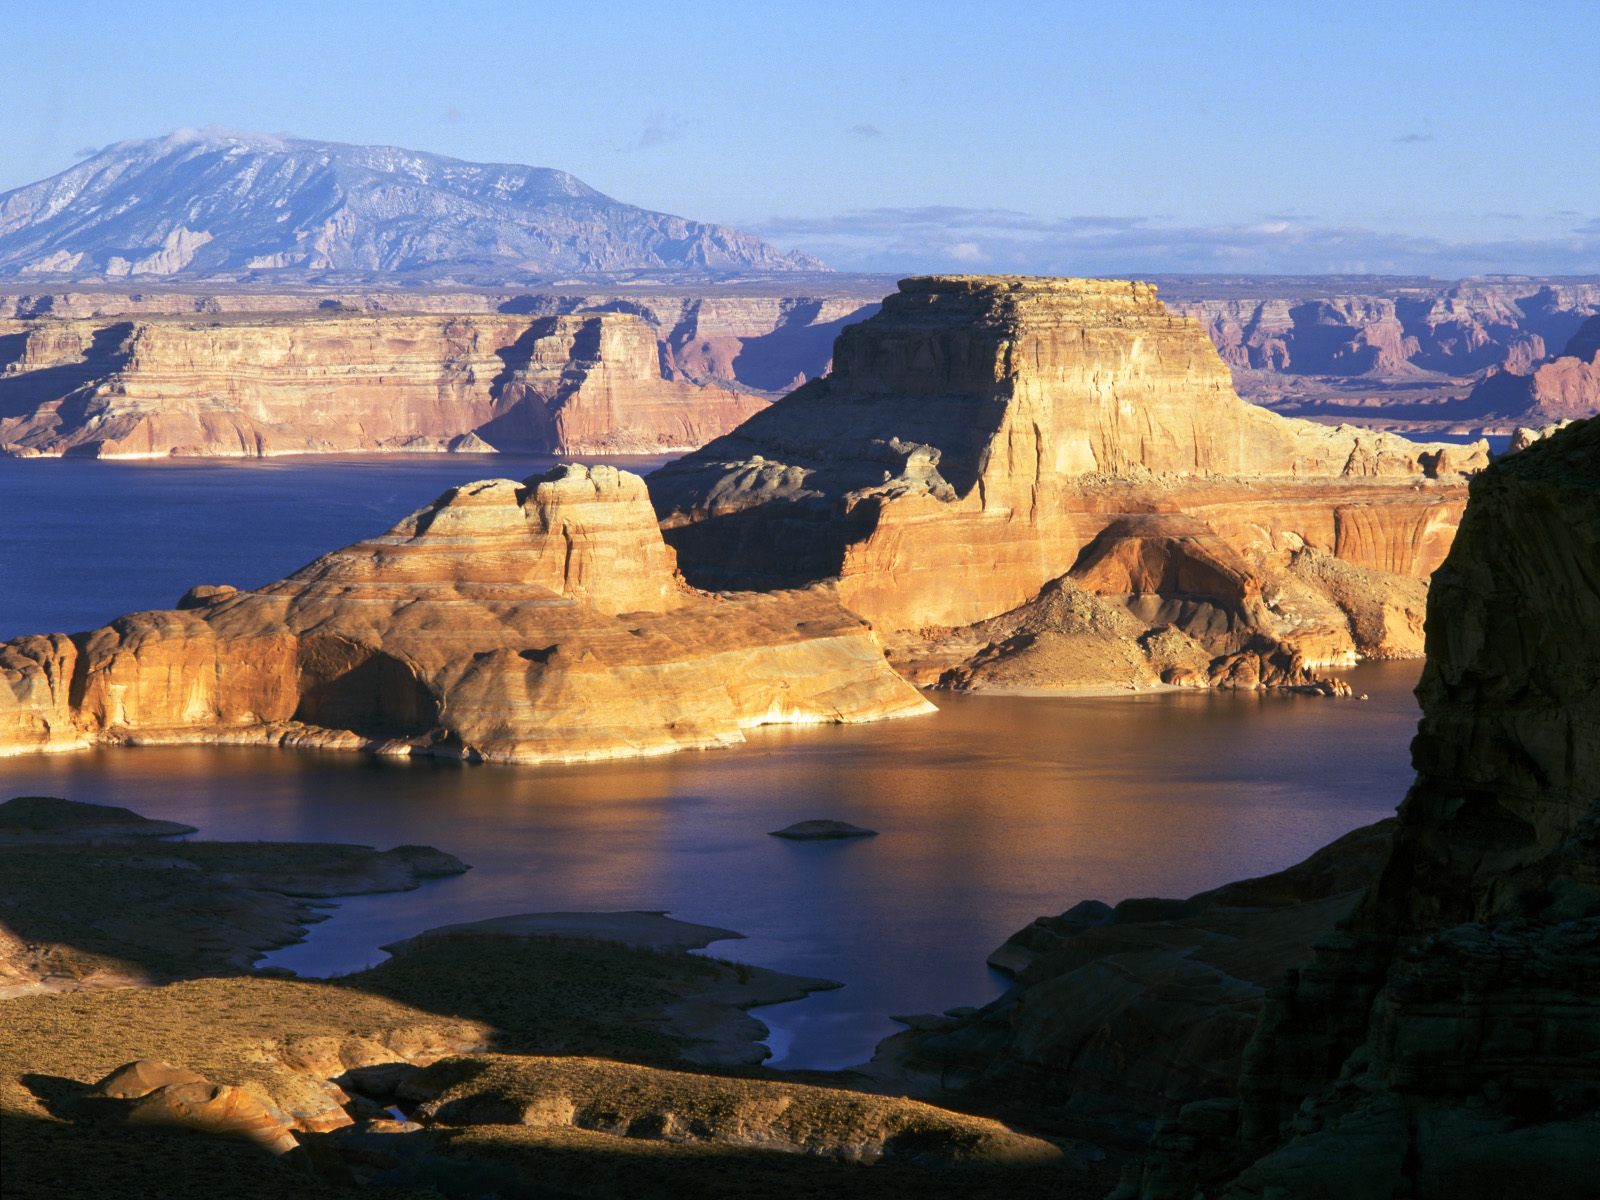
[0,464,931,763]
[0,311,767,457]
[1162,276,1600,435]
[0,283,889,399]
[652,276,1484,689]
[1462,314,1600,430]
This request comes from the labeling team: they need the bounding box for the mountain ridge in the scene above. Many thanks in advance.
[0,129,826,282]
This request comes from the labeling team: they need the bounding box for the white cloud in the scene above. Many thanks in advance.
[753,206,1600,276]
[622,112,688,152]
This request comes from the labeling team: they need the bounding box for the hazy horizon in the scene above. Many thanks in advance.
[5,0,1598,276]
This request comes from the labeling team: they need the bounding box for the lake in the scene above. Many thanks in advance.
[0,455,1420,1069]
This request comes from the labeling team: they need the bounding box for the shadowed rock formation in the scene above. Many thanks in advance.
[652,275,1485,690]
[0,464,931,764]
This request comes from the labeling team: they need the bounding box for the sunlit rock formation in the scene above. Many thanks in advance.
[1164,277,1600,434]
[652,275,1486,690]
[1464,313,1600,430]
[0,465,931,763]
[0,311,767,457]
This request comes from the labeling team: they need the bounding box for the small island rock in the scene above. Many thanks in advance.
[768,820,878,841]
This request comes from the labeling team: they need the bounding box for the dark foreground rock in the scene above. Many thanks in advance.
[878,418,1600,1197]
[0,796,467,996]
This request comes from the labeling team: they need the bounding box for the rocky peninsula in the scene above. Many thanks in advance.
[0,463,931,763]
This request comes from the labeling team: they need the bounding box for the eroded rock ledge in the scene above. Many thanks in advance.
[0,464,931,764]
[652,275,1487,690]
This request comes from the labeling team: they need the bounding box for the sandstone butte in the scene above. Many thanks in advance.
[650,275,1489,690]
[0,310,771,458]
[0,464,933,763]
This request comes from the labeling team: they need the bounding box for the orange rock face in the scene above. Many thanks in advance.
[0,465,931,763]
[0,311,766,457]
[652,276,1483,676]
[1466,315,1600,427]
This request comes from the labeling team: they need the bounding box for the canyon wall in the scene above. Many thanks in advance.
[651,276,1482,687]
[0,311,768,458]
[0,465,931,763]
[1463,313,1600,428]
[8,274,1597,455]
[1159,276,1600,435]
[0,286,886,457]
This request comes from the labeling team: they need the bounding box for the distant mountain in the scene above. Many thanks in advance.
[0,130,825,281]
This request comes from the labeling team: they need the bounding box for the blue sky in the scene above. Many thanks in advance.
[4,0,1598,275]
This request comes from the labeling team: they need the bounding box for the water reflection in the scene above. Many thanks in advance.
[0,663,1420,1069]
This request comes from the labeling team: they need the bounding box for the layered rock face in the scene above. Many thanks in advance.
[0,465,931,763]
[1162,277,1600,434]
[1463,313,1600,428]
[652,276,1483,687]
[0,285,888,397]
[1165,279,1600,380]
[0,311,766,457]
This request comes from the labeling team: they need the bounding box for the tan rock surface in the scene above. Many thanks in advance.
[653,275,1480,687]
[410,1053,1061,1165]
[0,464,931,763]
[0,310,765,457]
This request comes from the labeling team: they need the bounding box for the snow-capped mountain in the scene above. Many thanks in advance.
[0,130,825,280]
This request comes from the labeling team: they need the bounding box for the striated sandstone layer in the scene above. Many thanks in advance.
[0,464,930,763]
[652,275,1484,688]
[0,311,766,458]
[1162,276,1600,434]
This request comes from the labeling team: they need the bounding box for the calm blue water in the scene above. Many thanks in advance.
[0,455,1422,1069]
[0,454,671,640]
